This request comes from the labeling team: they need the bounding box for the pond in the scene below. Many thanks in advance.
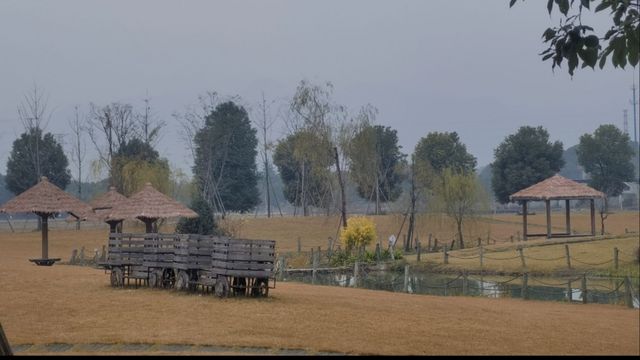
[280,268,639,308]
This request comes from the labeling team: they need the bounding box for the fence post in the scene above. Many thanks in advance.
[433,238,438,252]
[624,276,633,309]
[417,240,421,262]
[480,245,484,268]
[317,246,322,261]
[310,247,314,265]
[566,280,572,302]
[581,274,588,304]
[101,245,107,262]
[477,237,481,247]
[428,233,432,253]
[297,237,301,254]
[328,238,333,260]
[565,245,572,269]
[278,256,285,281]
[521,273,529,300]
[353,262,359,288]
[443,245,449,265]
[403,265,409,293]
[510,235,514,243]
[450,239,455,251]
[462,270,468,296]
[70,248,78,265]
[518,247,526,268]
[375,243,381,263]
[614,247,619,271]
[312,253,318,285]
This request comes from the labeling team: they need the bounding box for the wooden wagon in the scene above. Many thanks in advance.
[101,233,276,298]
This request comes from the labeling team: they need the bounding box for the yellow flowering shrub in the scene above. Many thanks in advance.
[339,217,377,252]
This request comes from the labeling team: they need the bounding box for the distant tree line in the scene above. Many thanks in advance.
[3,82,637,238]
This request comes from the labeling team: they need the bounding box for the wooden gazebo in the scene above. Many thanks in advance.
[106,182,197,233]
[0,176,95,265]
[90,186,130,233]
[510,174,605,240]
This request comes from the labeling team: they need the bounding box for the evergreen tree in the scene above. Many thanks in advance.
[6,129,71,194]
[193,101,260,214]
[491,126,564,204]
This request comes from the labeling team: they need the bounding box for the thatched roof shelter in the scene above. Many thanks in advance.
[510,174,605,201]
[510,174,604,240]
[0,176,95,264]
[90,186,130,232]
[106,182,197,232]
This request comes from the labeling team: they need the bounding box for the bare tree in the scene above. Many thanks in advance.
[17,84,52,184]
[253,92,278,218]
[86,102,137,183]
[67,106,86,229]
[137,97,165,147]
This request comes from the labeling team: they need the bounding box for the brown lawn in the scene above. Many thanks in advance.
[0,229,638,355]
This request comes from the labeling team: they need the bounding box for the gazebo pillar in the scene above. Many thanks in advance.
[522,201,528,241]
[565,199,571,235]
[40,213,49,259]
[590,199,596,236]
[545,199,552,239]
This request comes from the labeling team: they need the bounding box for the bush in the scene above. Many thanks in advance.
[339,217,377,253]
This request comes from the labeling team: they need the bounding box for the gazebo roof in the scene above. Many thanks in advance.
[106,182,197,221]
[90,186,128,210]
[510,174,605,201]
[0,176,94,218]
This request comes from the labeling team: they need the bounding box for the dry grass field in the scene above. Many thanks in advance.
[0,219,639,355]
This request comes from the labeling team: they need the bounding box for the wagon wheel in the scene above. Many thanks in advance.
[162,268,176,288]
[215,276,229,298]
[234,277,248,296]
[188,272,198,292]
[110,267,124,287]
[149,270,162,288]
[252,278,269,297]
[175,270,189,291]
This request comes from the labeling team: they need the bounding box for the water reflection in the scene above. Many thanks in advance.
[282,269,639,308]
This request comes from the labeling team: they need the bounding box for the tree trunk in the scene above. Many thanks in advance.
[334,147,347,229]
[457,220,465,249]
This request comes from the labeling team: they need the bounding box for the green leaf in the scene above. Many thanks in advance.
[595,2,609,12]
[580,0,590,9]
[547,0,554,14]
[557,0,570,15]
[584,35,599,48]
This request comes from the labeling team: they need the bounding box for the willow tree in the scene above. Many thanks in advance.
[433,168,488,249]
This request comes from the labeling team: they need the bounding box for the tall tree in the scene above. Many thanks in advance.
[491,126,564,204]
[347,124,406,214]
[283,80,346,216]
[193,101,260,215]
[86,102,137,184]
[6,129,71,195]
[510,0,639,75]
[577,124,635,234]
[414,131,477,190]
[433,168,487,250]
[272,130,334,214]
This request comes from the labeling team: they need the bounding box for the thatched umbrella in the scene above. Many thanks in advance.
[106,182,197,233]
[90,186,130,233]
[0,176,95,265]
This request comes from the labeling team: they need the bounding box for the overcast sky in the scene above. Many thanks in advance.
[0,0,638,181]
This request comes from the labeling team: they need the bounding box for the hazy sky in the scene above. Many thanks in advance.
[1,0,638,181]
